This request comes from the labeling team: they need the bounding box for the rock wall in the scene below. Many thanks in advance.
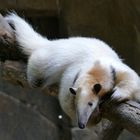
[0,77,72,140]
[0,0,140,140]
[59,0,140,73]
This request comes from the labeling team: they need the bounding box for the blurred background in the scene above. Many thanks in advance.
[0,0,140,140]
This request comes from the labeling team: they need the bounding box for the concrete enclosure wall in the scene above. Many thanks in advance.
[0,0,140,140]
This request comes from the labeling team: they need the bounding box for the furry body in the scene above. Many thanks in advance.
[5,13,140,129]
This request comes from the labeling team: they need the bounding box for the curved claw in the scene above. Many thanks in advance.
[110,89,130,103]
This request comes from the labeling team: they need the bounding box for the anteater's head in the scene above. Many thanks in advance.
[69,61,116,129]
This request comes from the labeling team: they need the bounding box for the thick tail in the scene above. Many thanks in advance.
[5,13,49,55]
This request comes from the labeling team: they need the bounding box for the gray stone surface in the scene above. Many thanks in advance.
[0,78,71,140]
[72,127,98,140]
[0,92,59,140]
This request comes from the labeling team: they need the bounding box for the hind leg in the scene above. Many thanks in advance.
[27,49,49,88]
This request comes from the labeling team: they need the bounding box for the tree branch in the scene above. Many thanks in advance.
[0,14,27,61]
[98,121,123,140]
[101,100,140,136]
[0,14,15,44]
[0,60,58,97]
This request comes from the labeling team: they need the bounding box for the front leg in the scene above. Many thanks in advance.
[111,87,131,102]
[27,58,45,88]
[111,69,140,102]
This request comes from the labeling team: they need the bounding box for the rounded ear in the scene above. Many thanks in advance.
[93,84,102,94]
[69,87,77,95]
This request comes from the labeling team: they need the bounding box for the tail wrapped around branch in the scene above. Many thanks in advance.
[5,13,49,55]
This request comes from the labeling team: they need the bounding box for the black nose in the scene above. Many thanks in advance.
[78,122,85,129]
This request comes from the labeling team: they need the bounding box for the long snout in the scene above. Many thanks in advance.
[77,110,91,129]
[77,105,100,129]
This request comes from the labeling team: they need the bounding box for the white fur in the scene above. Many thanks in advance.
[5,13,140,128]
[5,13,50,55]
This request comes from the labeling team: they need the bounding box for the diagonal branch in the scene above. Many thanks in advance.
[101,100,140,136]
[0,14,15,44]
[98,121,123,140]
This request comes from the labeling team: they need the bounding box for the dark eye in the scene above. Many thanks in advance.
[93,84,102,94]
[69,88,76,95]
[88,102,93,107]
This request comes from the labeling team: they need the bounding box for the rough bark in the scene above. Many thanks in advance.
[98,121,123,140]
[0,12,140,139]
[0,14,15,44]
[101,100,140,136]
[0,60,58,96]
[0,13,28,61]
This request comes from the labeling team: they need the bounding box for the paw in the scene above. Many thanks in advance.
[29,78,45,88]
[110,89,130,102]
